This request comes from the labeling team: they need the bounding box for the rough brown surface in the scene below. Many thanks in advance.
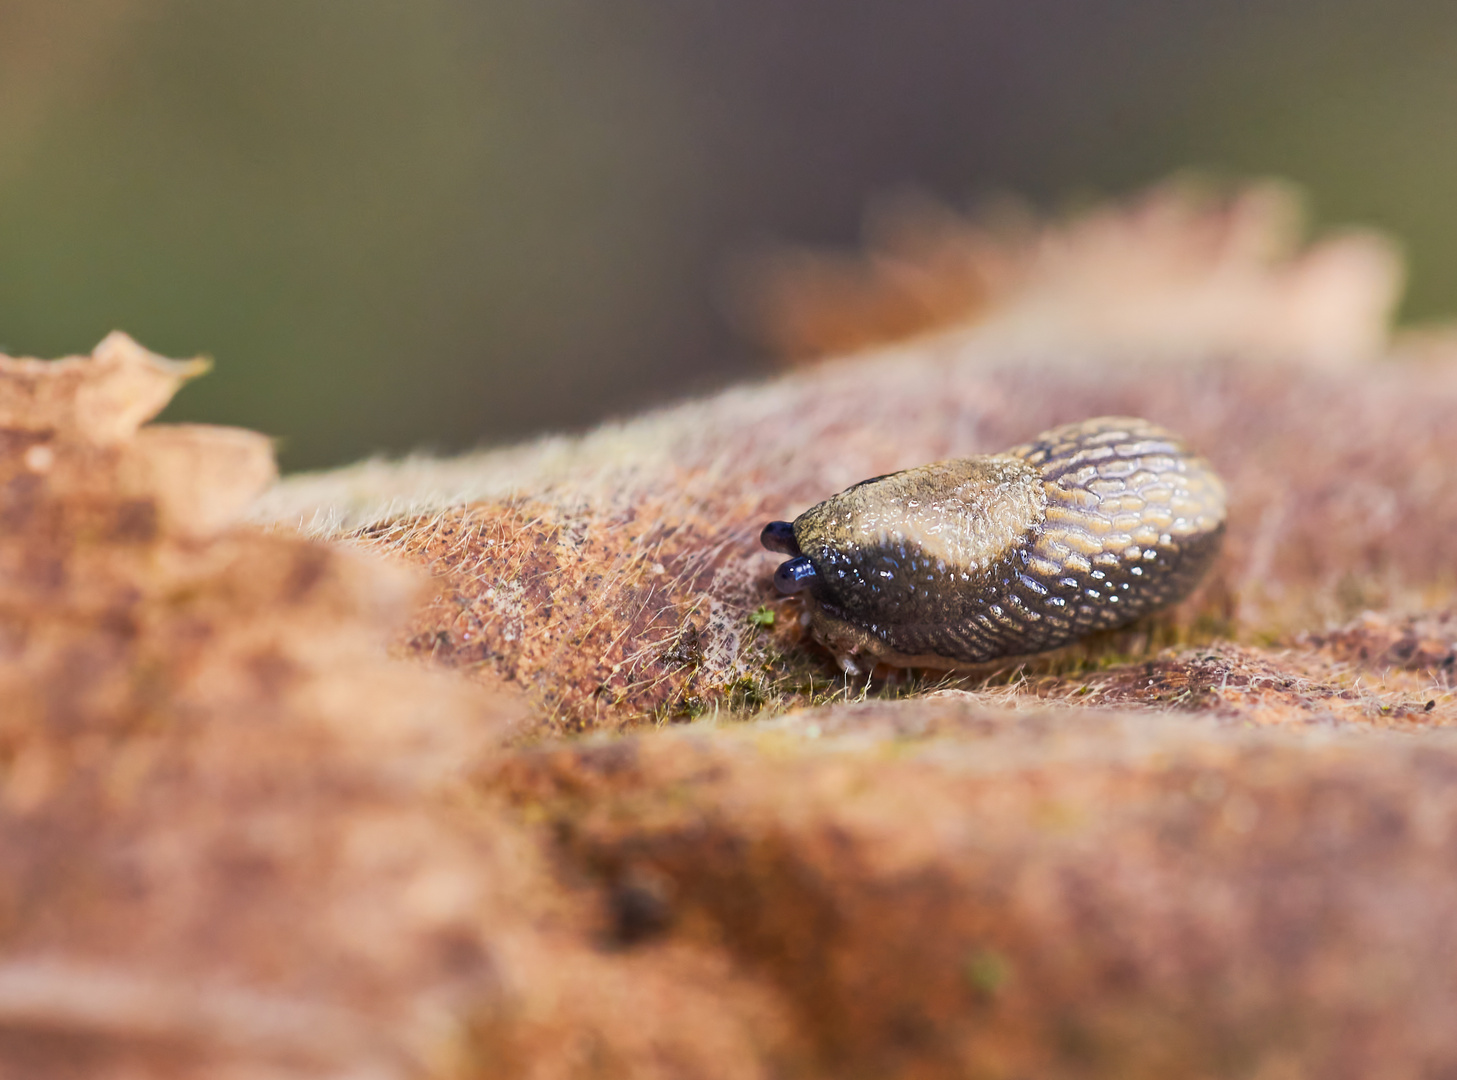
[253,189,1452,732]
[260,336,1457,734]
[496,710,1457,1080]
[11,184,1457,1077]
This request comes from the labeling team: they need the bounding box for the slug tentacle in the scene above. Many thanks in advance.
[761,416,1226,671]
[760,520,801,555]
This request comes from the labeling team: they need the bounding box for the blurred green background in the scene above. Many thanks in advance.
[3,0,1455,469]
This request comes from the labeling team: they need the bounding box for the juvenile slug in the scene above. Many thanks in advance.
[761,417,1225,674]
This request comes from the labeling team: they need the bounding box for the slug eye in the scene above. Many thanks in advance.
[760,520,801,556]
[773,556,819,595]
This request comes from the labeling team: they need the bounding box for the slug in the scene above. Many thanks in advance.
[760,416,1226,674]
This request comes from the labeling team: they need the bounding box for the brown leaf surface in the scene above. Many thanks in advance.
[13,180,1457,1078]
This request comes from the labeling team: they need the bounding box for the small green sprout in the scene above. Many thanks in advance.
[748,606,775,628]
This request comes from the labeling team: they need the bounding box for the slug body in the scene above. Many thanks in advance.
[762,417,1226,674]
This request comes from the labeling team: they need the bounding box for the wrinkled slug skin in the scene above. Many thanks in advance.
[784,417,1226,673]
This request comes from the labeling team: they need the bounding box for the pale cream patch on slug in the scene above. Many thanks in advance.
[793,455,1046,576]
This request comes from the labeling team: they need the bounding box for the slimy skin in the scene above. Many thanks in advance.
[761,417,1226,674]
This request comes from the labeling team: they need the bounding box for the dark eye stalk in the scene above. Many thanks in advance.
[759,520,800,555]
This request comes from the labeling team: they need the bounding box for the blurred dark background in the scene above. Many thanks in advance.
[2,1,1455,470]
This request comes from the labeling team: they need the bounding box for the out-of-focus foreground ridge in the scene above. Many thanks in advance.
[0,334,781,1078]
[6,180,1457,1077]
